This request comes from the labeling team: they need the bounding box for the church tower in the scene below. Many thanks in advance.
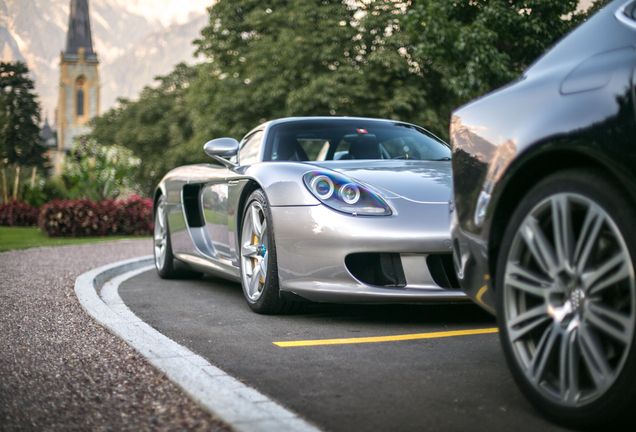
[54,0,99,172]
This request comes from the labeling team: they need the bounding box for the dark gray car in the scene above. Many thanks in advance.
[451,0,636,428]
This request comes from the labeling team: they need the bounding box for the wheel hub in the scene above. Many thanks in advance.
[549,269,587,323]
[257,244,267,257]
[570,287,585,312]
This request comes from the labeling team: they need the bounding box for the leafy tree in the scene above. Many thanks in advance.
[190,0,361,141]
[189,0,438,139]
[89,63,200,195]
[402,0,581,138]
[0,61,44,167]
[62,138,140,202]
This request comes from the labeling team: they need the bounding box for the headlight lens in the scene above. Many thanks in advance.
[303,171,391,216]
[311,175,334,200]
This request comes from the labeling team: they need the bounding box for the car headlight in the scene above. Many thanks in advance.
[303,171,392,216]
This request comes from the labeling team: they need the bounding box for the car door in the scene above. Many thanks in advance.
[200,129,265,266]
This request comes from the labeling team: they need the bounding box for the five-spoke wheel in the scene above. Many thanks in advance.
[239,189,300,314]
[241,197,269,302]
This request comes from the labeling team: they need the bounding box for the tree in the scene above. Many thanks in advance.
[189,0,440,139]
[89,63,200,195]
[0,61,44,167]
[402,0,581,138]
[189,0,361,142]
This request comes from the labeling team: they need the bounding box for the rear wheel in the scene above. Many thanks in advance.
[496,169,636,428]
[154,195,180,278]
[240,189,301,314]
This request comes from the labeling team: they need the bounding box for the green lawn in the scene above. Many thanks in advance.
[0,226,150,253]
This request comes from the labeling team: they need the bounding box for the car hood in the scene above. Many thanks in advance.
[308,160,452,204]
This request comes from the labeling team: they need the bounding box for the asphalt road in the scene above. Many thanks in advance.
[119,270,570,432]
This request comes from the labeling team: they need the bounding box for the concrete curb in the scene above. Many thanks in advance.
[75,256,321,432]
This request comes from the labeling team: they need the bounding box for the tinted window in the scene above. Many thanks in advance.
[264,120,450,162]
[239,130,263,166]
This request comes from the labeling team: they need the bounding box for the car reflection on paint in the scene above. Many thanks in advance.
[450,1,636,428]
[154,117,467,315]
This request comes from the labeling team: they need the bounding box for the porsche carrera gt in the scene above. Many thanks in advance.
[153,117,464,313]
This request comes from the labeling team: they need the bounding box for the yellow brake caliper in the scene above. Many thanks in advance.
[253,233,263,285]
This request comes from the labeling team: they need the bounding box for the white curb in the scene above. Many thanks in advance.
[75,256,321,432]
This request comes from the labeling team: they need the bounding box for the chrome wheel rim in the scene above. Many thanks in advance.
[240,201,269,302]
[504,192,635,407]
[154,203,167,270]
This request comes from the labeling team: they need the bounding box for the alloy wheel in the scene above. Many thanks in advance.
[240,200,269,302]
[503,192,635,407]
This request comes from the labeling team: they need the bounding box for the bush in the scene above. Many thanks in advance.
[62,138,141,201]
[38,195,153,237]
[116,195,154,236]
[41,176,72,203]
[0,200,40,226]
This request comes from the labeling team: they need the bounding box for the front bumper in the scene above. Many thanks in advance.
[272,198,467,303]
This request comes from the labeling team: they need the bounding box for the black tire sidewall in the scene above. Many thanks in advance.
[495,168,636,428]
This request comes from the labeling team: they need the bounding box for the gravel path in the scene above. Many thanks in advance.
[0,240,230,431]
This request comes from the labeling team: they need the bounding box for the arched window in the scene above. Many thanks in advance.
[76,89,84,116]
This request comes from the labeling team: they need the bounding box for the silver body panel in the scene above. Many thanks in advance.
[155,117,467,303]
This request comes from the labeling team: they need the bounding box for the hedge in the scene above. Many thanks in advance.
[0,195,153,237]
[0,201,40,227]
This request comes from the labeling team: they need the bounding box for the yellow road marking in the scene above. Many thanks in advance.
[273,327,498,347]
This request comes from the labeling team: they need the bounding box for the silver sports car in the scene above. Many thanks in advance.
[153,117,465,313]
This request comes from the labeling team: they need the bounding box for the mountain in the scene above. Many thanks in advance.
[0,0,211,122]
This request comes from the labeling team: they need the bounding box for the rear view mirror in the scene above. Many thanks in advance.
[204,138,239,167]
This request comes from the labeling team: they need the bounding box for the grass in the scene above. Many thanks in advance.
[0,226,150,253]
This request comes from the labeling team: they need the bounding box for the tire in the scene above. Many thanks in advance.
[239,189,302,314]
[154,195,181,279]
[495,169,636,429]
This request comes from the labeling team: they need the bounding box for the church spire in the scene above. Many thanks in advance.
[64,0,96,60]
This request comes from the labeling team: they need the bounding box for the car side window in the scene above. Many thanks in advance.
[239,130,264,166]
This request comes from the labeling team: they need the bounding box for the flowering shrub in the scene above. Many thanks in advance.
[37,195,153,237]
[63,139,141,201]
[0,200,40,226]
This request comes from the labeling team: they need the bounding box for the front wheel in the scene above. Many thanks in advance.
[240,189,301,314]
[496,169,636,429]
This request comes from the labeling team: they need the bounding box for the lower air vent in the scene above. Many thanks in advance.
[345,253,406,287]
[427,254,460,289]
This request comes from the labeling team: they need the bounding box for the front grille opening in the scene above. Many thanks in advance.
[427,254,461,289]
[345,253,406,287]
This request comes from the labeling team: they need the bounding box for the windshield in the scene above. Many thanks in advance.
[263,119,451,162]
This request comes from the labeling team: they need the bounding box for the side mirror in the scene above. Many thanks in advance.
[204,138,239,167]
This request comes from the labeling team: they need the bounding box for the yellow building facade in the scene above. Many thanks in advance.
[51,0,100,173]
